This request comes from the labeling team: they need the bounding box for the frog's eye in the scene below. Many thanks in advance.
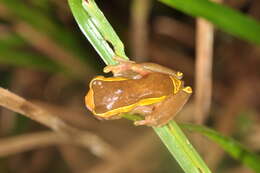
[176,72,183,79]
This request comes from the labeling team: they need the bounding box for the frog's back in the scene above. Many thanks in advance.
[87,73,176,116]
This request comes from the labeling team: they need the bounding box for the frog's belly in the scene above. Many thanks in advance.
[89,73,175,116]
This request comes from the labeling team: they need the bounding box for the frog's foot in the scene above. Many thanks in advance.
[103,64,128,74]
[103,56,135,74]
[104,56,152,78]
[132,106,160,126]
[113,56,135,64]
[112,56,155,77]
[134,118,161,127]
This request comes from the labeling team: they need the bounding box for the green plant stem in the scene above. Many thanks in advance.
[68,0,211,172]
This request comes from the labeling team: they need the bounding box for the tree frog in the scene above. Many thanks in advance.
[85,57,192,127]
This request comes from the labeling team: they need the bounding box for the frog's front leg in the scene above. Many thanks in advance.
[103,57,135,74]
[141,63,183,79]
[104,56,183,80]
[103,57,152,79]
[134,86,192,127]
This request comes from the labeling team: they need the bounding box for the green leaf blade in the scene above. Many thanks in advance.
[159,0,260,44]
[68,0,116,65]
[155,121,211,173]
[181,123,260,172]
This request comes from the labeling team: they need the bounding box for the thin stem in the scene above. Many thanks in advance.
[0,131,63,157]
[130,0,151,60]
[195,18,214,124]
[0,88,117,160]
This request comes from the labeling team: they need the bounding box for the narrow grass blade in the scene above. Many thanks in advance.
[159,0,260,45]
[0,34,67,74]
[0,33,25,48]
[82,0,127,59]
[154,121,211,173]
[181,123,260,172]
[68,0,116,65]
[2,0,91,62]
[0,47,63,73]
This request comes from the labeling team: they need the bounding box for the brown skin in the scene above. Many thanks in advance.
[134,89,191,126]
[91,73,173,114]
[86,57,192,127]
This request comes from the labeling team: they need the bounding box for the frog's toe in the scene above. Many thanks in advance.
[134,120,146,126]
[134,119,157,127]
[103,65,124,74]
[103,65,113,73]
[113,56,135,64]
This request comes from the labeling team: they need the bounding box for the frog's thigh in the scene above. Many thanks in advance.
[130,105,154,115]
[135,87,191,127]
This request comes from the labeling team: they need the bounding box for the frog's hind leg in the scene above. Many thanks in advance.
[130,105,154,115]
[134,87,192,127]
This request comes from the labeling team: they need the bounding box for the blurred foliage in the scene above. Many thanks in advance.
[1,0,101,78]
[160,0,260,44]
[182,123,260,172]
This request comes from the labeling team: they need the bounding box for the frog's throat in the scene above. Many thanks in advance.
[86,75,183,118]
